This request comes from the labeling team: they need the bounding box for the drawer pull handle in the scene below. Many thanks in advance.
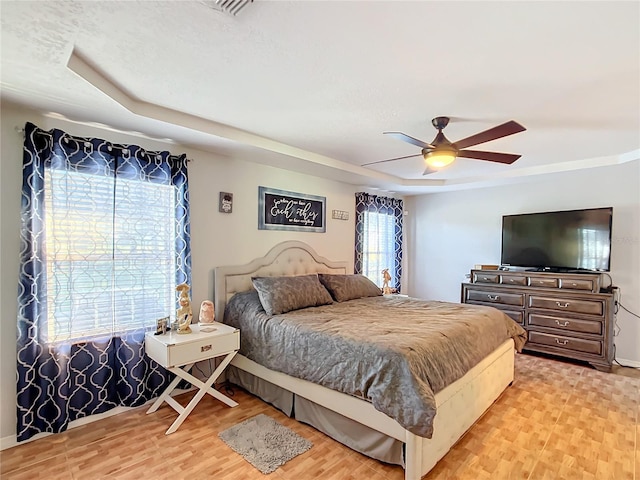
[555,339,569,345]
[482,277,490,281]
[487,294,500,301]
[556,302,570,308]
[509,279,515,283]
[201,344,212,353]
[555,320,570,327]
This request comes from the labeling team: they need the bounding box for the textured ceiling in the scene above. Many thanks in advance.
[1,1,639,193]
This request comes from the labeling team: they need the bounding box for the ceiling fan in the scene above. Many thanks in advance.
[363,116,526,175]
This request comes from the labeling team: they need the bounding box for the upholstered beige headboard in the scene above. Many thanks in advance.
[214,241,350,322]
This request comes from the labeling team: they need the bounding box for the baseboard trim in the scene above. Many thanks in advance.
[616,357,640,368]
[1,404,135,451]
[0,386,195,451]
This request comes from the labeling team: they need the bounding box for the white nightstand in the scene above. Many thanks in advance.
[145,322,240,434]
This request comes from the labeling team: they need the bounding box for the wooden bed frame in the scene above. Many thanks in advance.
[214,241,515,480]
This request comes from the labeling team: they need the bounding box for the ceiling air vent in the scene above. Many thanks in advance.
[202,0,254,16]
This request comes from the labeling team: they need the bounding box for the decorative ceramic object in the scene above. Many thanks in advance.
[175,283,193,334]
[199,300,215,324]
[382,269,392,295]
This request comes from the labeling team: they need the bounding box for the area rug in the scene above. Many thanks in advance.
[218,414,313,474]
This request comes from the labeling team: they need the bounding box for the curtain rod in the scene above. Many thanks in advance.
[14,125,193,162]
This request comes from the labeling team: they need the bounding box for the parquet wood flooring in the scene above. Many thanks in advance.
[1,353,638,480]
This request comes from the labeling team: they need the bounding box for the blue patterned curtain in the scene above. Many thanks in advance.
[17,122,191,442]
[354,192,403,290]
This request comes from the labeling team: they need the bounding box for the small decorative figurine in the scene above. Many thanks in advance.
[175,283,193,334]
[382,269,392,295]
[199,300,215,324]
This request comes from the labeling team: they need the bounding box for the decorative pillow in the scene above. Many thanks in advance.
[251,274,333,315]
[317,274,383,302]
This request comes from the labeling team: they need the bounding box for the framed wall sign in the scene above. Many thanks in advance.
[258,186,326,233]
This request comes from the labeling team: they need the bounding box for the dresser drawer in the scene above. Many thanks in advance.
[465,289,525,307]
[503,310,525,325]
[559,278,596,292]
[500,274,527,286]
[527,331,602,356]
[528,277,559,288]
[473,272,500,284]
[527,313,602,335]
[528,295,604,316]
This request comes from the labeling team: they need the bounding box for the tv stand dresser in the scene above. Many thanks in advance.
[461,269,614,372]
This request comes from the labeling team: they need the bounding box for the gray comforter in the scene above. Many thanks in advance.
[224,292,527,438]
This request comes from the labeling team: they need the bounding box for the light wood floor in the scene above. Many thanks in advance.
[1,353,639,480]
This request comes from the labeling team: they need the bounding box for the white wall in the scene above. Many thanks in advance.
[404,162,640,365]
[0,103,359,443]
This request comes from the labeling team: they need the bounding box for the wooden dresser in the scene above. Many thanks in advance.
[461,269,614,372]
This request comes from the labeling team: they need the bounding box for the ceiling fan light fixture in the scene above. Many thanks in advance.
[372,117,525,174]
[424,148,457,168]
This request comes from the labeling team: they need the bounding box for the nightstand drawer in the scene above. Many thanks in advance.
[167,331,239,367]
[145,323,239,368]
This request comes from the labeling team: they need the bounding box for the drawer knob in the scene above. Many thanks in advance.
[487,294,500,301]
[556,302,570,308]
[555,320,570,327]
[555,338,569,345]
[482,277,489,281]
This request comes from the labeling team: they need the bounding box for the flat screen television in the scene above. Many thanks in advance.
[501,207,613,272]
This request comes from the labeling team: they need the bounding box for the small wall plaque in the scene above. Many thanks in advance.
[219,192,233,213]
[332,210,349,220]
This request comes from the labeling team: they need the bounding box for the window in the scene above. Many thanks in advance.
[355,192,403,290]
[44,169,176,342]
[361,211,397,285]
[18,122,191,442]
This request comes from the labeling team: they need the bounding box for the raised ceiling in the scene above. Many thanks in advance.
[1,1,639,193]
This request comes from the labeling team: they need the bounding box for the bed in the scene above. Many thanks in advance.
[214,241,526,480]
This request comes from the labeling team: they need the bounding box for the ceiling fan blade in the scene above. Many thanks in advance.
[361,153,421,167]
[453,121,526,149]
[423,166,438,175]
[457,150,522,164]
[383,131,434,149]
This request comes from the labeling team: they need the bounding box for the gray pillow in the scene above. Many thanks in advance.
[251,274,333,315]
[318,274,383,302]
